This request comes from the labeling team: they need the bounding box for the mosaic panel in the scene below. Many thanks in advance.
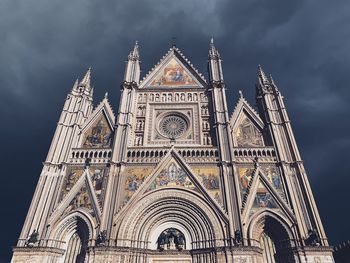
[82,115,112,148]
[62,185,93,217]
[123,167,154,204]
[192,166,222,205]
[150,58,197,87]
[234,114,264,147]
[260,166,286,201]
[60,168,107,205]
[252,181,278,209]
[147,163,196,191]
[238,167,255,199]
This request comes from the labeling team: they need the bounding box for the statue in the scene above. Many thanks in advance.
[26,230,39,247]
[96,230,107,246]
[234,230,242,245]
[306,229,320,246]
[84,158,91,169]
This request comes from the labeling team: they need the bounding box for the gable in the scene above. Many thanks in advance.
[239,166,294,223]
[150,57,198,87]
[139,48,206,89]
[81,114,113,148]
[234,113,264,147]
[146,162,197,192]
[50,168,104,224]
[117,148,226,216]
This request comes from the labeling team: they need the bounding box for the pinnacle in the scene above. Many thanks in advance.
[128,41,140,59]
[80,67,92,86]
[258,64,269,84]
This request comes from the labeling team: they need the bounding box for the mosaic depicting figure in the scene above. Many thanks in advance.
[235,115,264,147]
[123,167,153,204]
[252,182,277,209]
[91,169,105,203]
[83,116,112,148]
[63,186,93,216]
[151,58,197,86]
[238,167,255,196]
[60,169,85,200]
[260,166,287,201]
[148,163,195,191]
[192,167,222,205]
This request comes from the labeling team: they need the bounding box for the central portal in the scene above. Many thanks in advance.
[150,228,192,263]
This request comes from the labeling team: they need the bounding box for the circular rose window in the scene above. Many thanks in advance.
[159,114,188,138]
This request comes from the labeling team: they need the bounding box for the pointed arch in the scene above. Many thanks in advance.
[246,210,296,263]
[50,211,96,263]
[113,188,226,250]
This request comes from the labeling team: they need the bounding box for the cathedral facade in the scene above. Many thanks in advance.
[12,40,335,263]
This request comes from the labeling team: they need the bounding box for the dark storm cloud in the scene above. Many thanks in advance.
[1,0,349,260]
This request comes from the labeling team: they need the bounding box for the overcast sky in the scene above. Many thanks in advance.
[1,0,350,261]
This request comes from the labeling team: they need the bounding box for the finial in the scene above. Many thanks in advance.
[210,37,214,46]
[239,90,244,99]
[104,92,108,99]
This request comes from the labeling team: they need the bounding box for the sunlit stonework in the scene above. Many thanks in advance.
[12,40,335,263]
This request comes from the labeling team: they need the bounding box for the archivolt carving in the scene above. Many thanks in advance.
[114,188,226,250]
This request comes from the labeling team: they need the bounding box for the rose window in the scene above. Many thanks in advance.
[159,114,188,138]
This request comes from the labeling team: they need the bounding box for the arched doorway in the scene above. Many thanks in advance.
[114,188,226,262]
[51,212,95,263]
[63,217,89,263]
[248,213,296,263]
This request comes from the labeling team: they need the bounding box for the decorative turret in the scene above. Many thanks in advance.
[208,38,224,82]
[70,67,93,98]
[256,65,279,96]
[124,41,141,83]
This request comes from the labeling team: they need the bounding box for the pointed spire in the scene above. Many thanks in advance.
[104,92,108,99]
[128,41,139,60]
[209,37,220,59]
[72,78,79,90]
[258,64,269,85]
[269,74,276,86]
[79,67,92,87]
[208,37,223,82]
[124,41,141,83]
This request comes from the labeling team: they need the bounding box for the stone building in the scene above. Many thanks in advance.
[12,40,335,263]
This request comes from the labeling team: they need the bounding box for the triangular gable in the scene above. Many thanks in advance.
[139,47,207,89]
[80,98,115,148]
[230,96,265,147]
[146,162,198,192]
[116,148,227,220]
[241,167,293,223]
[49,168,102,224]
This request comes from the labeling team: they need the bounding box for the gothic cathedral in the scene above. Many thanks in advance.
[12,40,335,263]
